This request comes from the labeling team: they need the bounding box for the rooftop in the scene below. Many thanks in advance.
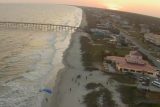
[106,56,155,73]
[106,51,156,73]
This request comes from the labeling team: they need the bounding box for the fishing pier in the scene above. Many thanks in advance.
[0,21,83,32]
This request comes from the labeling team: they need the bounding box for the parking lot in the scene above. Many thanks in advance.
[105,62,160,92]
[137,76,160,92]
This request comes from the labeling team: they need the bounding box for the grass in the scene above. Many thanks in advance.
[83,87,116,107]
[146,91,160,101]
[80,36,131,70]
[118,85,160,107]
[108,72,137,84]
[118,86,145,107]
[80,36,105,70]
[113,47,131,57]
[138,103,160,107]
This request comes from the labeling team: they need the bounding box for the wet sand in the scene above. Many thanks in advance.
[46,11,88,107]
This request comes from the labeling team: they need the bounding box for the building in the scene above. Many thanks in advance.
[105,51,157,76]
[144,33,160,46]
[116,35,129,46]
[140,24,150,34]
[109,14,121,20]
[140,27,150,34]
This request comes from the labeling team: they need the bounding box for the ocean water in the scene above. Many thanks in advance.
[0,4,82,107]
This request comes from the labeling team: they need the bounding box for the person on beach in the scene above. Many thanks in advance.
[70,88,71,92]
[45,98,48,102]
[106,81,108,85]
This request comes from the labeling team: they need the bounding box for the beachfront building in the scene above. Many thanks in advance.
[105,51,157,76]
[144,33,160,46]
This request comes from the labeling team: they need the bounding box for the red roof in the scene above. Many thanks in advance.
[125,50,145,65]
[130,51,141,56]
[125,55,145,65]
[106,56,155,73]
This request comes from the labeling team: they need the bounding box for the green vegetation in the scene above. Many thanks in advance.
[146,91,160,101]
[130,31,150,48]
[118,86,145,107]
[80,36,130,70]
[83,87,116,107]
[81,6,160,107]
[138,103,160,107]
[80,36,105,70]
[81,7,132,70]
[85,83,103,90]
[110,73,136,84]
[112,47,130,57]
[111,9,160,33]
[127,30,160,59]
[81,7,107,28]
[118,86,160,107]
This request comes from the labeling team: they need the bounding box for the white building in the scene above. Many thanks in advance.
[144,33,160,46]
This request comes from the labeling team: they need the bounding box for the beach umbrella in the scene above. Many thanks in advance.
[39,88,53,94]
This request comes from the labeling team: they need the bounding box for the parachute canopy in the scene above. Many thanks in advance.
[39,88,53,94]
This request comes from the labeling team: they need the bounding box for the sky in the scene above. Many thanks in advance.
[1,0,160,18]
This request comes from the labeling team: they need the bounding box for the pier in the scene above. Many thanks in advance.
[0,21,83,32]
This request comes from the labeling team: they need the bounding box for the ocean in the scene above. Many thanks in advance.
[0,4,82,107]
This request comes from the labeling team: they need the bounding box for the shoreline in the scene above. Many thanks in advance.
[45,8,127,107]
[43,6,160,107]
[43,8,87,107]
[46,8,127,107]
[54,11,87,107]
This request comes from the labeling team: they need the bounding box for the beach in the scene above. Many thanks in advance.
[50,10,126,107]
[0,4,127,107]
[0,4,83,107]
[43,11,87,107]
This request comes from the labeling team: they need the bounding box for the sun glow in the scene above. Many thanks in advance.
[106,4,121,10]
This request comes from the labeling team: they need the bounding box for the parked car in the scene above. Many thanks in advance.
[141,81,149,86]
[156,58,160,62]
[151,80,160,88]
[139,76,150,82]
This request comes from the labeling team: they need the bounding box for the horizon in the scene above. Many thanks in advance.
[0,3,160,19]
[0,1,160,107]
[0,0,160,18]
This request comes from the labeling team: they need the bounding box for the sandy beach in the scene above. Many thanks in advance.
[44,12,88,107]
[47,10,126,107]
[0,4,83,107]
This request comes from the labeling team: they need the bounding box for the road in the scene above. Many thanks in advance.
[115,25,160,69]
[137,82,160,92]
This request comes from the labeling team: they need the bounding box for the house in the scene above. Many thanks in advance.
[105,51,157,76]
[90,28,110,36]
[116,35,128,46]
[144,33,160,46]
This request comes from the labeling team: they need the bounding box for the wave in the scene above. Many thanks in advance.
[0,4,82,107]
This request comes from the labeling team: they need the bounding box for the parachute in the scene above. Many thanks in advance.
[39,88,53,94]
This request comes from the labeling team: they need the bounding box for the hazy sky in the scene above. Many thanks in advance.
[1,0,160,18]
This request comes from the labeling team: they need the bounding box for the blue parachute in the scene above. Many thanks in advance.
[39,88,53,94]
